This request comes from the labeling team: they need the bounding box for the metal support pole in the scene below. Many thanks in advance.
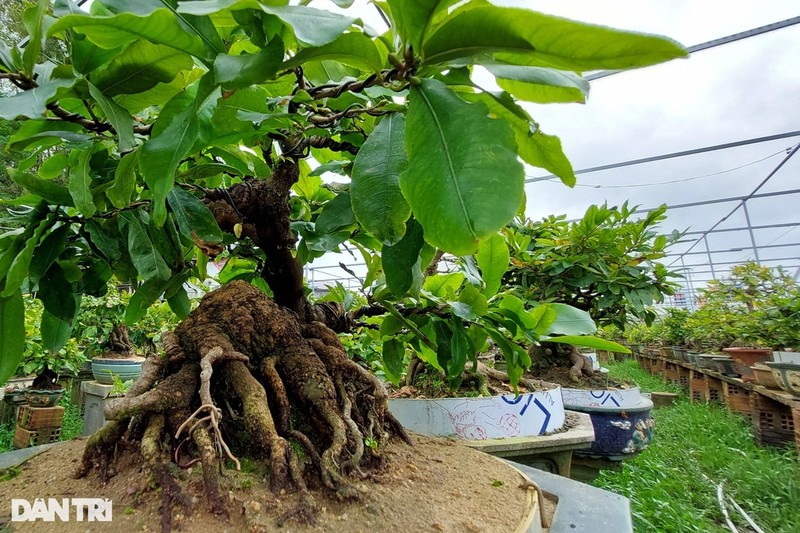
[680,257,696,311]
[703,236,716,280]
[741,200,761,265]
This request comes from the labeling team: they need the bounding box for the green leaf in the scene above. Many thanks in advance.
[542,335,631,354]
[123,213,172,281]
[38,263,77,322]
[0,289,25,385]
[283,33,383,72]
[9,169,74,206]
[48,8,212,60]
[383,218,424,298]
[469,91,575,186]
[0,76,77,120]
[423,6,687,70]
[382,338,405,386]
[476,233,509,298]
[125,278,169,324]
[167,286,191,319]
[315,192,356,235]
[68,147,97,217]
[2,219,51,298]
[39,153,70,179]
[423,272,464,298]
[450,283,488,321]
[85,219,121,262]
[545,303,596,336]
[385,0,460,52]
[22,0,50,76]
[29,225,71,283]
[93,40,193,97]
[523,131,576,187]
[107,151,138,208]
[213,37,283,89]
[41,307,75,354]
[88,83,136,153]
[351,113,410,245]
[167,187,223,245]
[262,5,354,48]
[486,64,589,104]
[71,34,122,74]
[400,79,523,254]
[140,80,217,226]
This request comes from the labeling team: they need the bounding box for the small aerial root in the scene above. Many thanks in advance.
[176,403,240,471]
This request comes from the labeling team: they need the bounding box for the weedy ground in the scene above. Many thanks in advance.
[597,359,800,532]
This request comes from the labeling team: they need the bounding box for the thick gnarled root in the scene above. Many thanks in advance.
[76,281,408,530]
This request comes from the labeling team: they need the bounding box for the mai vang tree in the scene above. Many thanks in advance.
[0,0,685,525]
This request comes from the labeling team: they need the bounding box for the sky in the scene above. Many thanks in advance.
[309,0,800,300]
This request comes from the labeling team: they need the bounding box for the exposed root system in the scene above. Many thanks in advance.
[76,281,405,532]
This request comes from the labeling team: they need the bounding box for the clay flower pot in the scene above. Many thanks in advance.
[722,348,773,382]
[764,362,800,397]
[752,364,782,389]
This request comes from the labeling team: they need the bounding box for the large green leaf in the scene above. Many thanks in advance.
[486,64,589,104]
[88,83,135,152]
[423,6,687,70]
[22,0,51,75]
[545,303,596,336]
[213,37,283,89]
[262,5,354,48]
[382,338,405,386]
[476,233,509,298]
[140,80,217,226]
[2,219,52,298]
[166,187,223,245]
[0,76,77,120]
[315,192,355,235]
[9,169,74,206]
[385,0,460,52]
[400,79,523,255]
[41,307,76,354]
[283,33,383,72]
[93,40,193,96]
[125,277,169,324]
[423,272,464,298]
[38,263,77,322]
[68,148,97,217]
[29,225,71,283]
[48,8,211,60]
[71,34,122,74]
[350,113,409,245]
[0,289,25,385]
[107,151,138,208]
[542,335,631,354]
[470,91,575,186]
[383,218,424,298]
[122,213,172,281]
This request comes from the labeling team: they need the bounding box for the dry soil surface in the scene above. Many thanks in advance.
[0,434,538,532]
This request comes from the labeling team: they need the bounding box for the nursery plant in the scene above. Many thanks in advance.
[504,203,681,331]
[0,0,685,525]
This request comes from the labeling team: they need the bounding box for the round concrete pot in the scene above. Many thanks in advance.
[561,387,642,409]
[722,348,772,382]
[571,398,655,460]
[764,362,800,397]
[91,356,145,385]
[387,387,565,440]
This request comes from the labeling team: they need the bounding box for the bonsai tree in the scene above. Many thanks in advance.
[0,0,685,525]
[687,262,800,350]
[505,202,682,331]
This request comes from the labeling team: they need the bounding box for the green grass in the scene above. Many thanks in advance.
[595,359,800,532]
[0,391,84,454]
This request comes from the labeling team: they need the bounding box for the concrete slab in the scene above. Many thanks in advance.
[467,411,594,455]
[512,462,633,533]
[0,444,55,474]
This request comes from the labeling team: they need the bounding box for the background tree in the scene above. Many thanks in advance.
[0,0,685,525]
[504,202,682,330]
